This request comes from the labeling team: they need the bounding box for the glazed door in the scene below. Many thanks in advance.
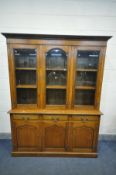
[40,46,71,109]
[9,44,40,108]
[72,46,105,108]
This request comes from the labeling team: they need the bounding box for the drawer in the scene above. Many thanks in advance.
[42,115,68,121]
[70,116,99,122]
[12,114,40,120]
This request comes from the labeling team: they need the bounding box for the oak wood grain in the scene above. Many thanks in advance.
[5,33,110,157]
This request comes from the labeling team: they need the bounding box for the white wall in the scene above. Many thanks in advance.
[0,0,116,134]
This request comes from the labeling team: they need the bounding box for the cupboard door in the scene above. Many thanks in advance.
[42,117,68,152]
[11,116,41,151]
[73,47,102,107]
[10,45,40,107]
[40,46,71,108]
[70,118,99,152]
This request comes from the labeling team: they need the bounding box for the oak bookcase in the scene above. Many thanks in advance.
[3,33,111,157]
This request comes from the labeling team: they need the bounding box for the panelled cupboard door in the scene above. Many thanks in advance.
[9,44,40,108]
[70,120,99,152]
[42,120,68,152]
[72,46,106,109]
[40,45,72,109]
[12,118,41,151]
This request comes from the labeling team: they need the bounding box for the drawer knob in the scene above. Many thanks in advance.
[23,117,29,120]
[81,118,88,122]
[53,118,59,122]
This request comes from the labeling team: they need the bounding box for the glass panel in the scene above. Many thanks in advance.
[14,48,37,105]
[17,89,37,104]
[14,49,36,68]
[46,89,66,105]
[16,70,36,85]
[75,90,95,105]
[77,50,100,69]
[76,71,97,86]
[46,48,67,105]
[46,48,67,69]
[74,50,99,106]
[46,71,66,85]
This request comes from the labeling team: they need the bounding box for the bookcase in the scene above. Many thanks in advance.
[3,33,111,157]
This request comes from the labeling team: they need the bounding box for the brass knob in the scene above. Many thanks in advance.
[54,118,59,122]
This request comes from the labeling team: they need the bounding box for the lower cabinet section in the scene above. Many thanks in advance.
[10,114,100,157]
[42,121,68,152]
[70,118,99,152]
[11,115,41,151]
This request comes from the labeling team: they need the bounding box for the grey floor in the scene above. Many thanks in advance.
[0,140,116,175]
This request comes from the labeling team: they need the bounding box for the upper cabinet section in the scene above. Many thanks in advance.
[14,48,37,105]
[43,46,70,107]
[74,48,101,107]
[7,44,39,107]
[3,33,111,109]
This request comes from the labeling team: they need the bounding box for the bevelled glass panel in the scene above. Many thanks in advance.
[16,70,36,85]
[46,89,66,105]
[76,71,97,86]
[75,90,95,105]
[46,71,66,85]
[77,50,100,69]
[17,89,37,104]
[46,48,67,106]
[14,49,37,68]
[46,48,67,69]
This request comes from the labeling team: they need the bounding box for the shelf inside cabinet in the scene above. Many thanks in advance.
[77,69,98,72]
[46,68,67,71]
[75,86,96,90]
[46,85,66,89]
[16,68,36,70]
[16,85,37,89]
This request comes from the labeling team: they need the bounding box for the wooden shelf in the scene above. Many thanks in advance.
[46,85,66,89]
[77,69,98,72]
[8,108,103,115]
[75,86,96,90]
[16,85,37,89]
[46,68,67,71]
[16,68,36,70]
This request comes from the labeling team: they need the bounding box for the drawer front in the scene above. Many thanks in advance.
[70,115,99,122]
[42,115,68,121]
[12,114,40,120]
